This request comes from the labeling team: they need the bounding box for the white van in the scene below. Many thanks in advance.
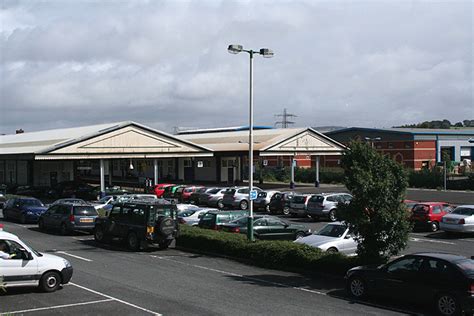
[0,226,73,292]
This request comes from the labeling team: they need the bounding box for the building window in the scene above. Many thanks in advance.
[183,159,192,167]
[203,160,211,168]
[388,142,394,149]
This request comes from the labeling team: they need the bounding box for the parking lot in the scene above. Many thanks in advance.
[1,185,473,316]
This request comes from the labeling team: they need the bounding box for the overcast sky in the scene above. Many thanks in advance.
[0,0,472,135]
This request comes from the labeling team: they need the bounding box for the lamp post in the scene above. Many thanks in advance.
[228,44,274,242]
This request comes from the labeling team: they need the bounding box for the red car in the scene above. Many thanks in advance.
[180,186,205,203]
[411,202,455,232]
[153,183,175,198]
[403,199,418,212]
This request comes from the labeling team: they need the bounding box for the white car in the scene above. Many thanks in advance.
[294,222,358,255]
[92,195,118,210]
[178,208,215,226]
[440,205,474,234]
[0,227,73,292]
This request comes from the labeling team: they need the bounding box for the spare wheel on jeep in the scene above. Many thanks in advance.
[156,216,175,236]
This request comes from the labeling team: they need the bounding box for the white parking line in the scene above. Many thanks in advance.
[70,282,162,315]
[56,251,93,262]
[152,255,423,315]
[4,298,113,314]
[409,237,455,245]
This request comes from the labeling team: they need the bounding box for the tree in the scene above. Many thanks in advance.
[338,141,411,262]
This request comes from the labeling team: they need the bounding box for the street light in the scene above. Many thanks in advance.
[228,44,274,242]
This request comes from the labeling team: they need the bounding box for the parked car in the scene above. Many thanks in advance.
[162,185,186,200]
[221,215,310,240]
[221,186,263,210]
[153,183,175,198]
[181,186,205,203]
[48,181,95,200]
[306,193,353,222]
[295,222,357,255]
[411,202,454,232]
[189,187,209,205]
[0,193,7,209]
[39,203,99,234]
[268,191,297,215]
[198,210,248,230]
[345,253,474,316]
[404,199,418,212]
[12,185,49,198]
[288,194,311,217]
[253,190,280,212]
[91,186,130,198]
[50,198,89,206]
[198,187,226,208]
[440,205,474,234]
[176,204,201,213]
[94,199,179,250]
[92,195,120,210]
[0,228,73,292]
[3,197,48,223]
[178,208,214,226]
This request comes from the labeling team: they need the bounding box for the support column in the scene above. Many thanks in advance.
[108,160,113,186]
[290,156,295,189]
[315,156,320,187]
[154,159,159,185]
[100,159,105,198]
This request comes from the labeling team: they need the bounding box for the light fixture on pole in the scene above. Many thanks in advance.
[228,44,274,242]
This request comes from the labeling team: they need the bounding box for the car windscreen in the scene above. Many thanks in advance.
[309,195,324,203]
[292,196,307,203]
[98,196,113,203]
[207,188,221,194]
[454,259,474,277]
[271,193,282,200]
[20,199,44,207]
[317,224,347,237]
[230,216,249,226]
[73,206,98,216]
[413,204,430,214]
[184,188,194,193]
[224,189,236,195]
[451,207,474,216]
[178,210,196,217]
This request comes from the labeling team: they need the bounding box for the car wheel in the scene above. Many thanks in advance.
[328,209,337,222]
[282,206,290,216]
[217,199,224,209]
[436,293,459,316]
[240,200,248,210]
[327,247,338,253]
[20,214,27,224]
[38,219,45,231]
[94,226,107,243]
[295,232,305,240]
[60,223,69,235]
[430,221,439,232]
[159,240,172,250]
[126,232,140,251]
[39,271,61,292]
[348,277,366,298]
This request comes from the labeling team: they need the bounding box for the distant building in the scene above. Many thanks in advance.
[324,127,474,170]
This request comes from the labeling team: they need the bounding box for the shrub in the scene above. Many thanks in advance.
[176,225,365,276]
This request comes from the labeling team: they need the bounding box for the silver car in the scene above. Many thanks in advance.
[289,194,311,217]
[440,205,474,234]
[178,208,215,226]
[198,187,227,208]
[306,193,352,222]
[295,222,357,255]
[221,186,262,210]
[254,190,280,212]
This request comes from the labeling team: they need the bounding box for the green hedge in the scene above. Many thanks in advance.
[408,169,474,190]
[176,225,370,276]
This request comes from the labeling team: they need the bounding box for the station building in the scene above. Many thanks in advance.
[0,121,346,190]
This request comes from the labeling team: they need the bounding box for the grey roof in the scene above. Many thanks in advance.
[0,121,212,155]
[326,127,474,136]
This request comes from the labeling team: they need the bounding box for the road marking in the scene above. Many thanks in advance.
[152,255,422,315]
[56,251,93,262]
[70,282,162,315]
[4,298,113,314]
[409,237,455,245]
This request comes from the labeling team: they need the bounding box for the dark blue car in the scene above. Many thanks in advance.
[3,197,48,223]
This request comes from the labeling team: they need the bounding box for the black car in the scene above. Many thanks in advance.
[94,199,179,251]
[268,191,297,215]
[39,202,98,234]
[345,253,474,316]
[48,181,96,200]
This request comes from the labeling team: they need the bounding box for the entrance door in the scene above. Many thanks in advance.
[227,167,234,184]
